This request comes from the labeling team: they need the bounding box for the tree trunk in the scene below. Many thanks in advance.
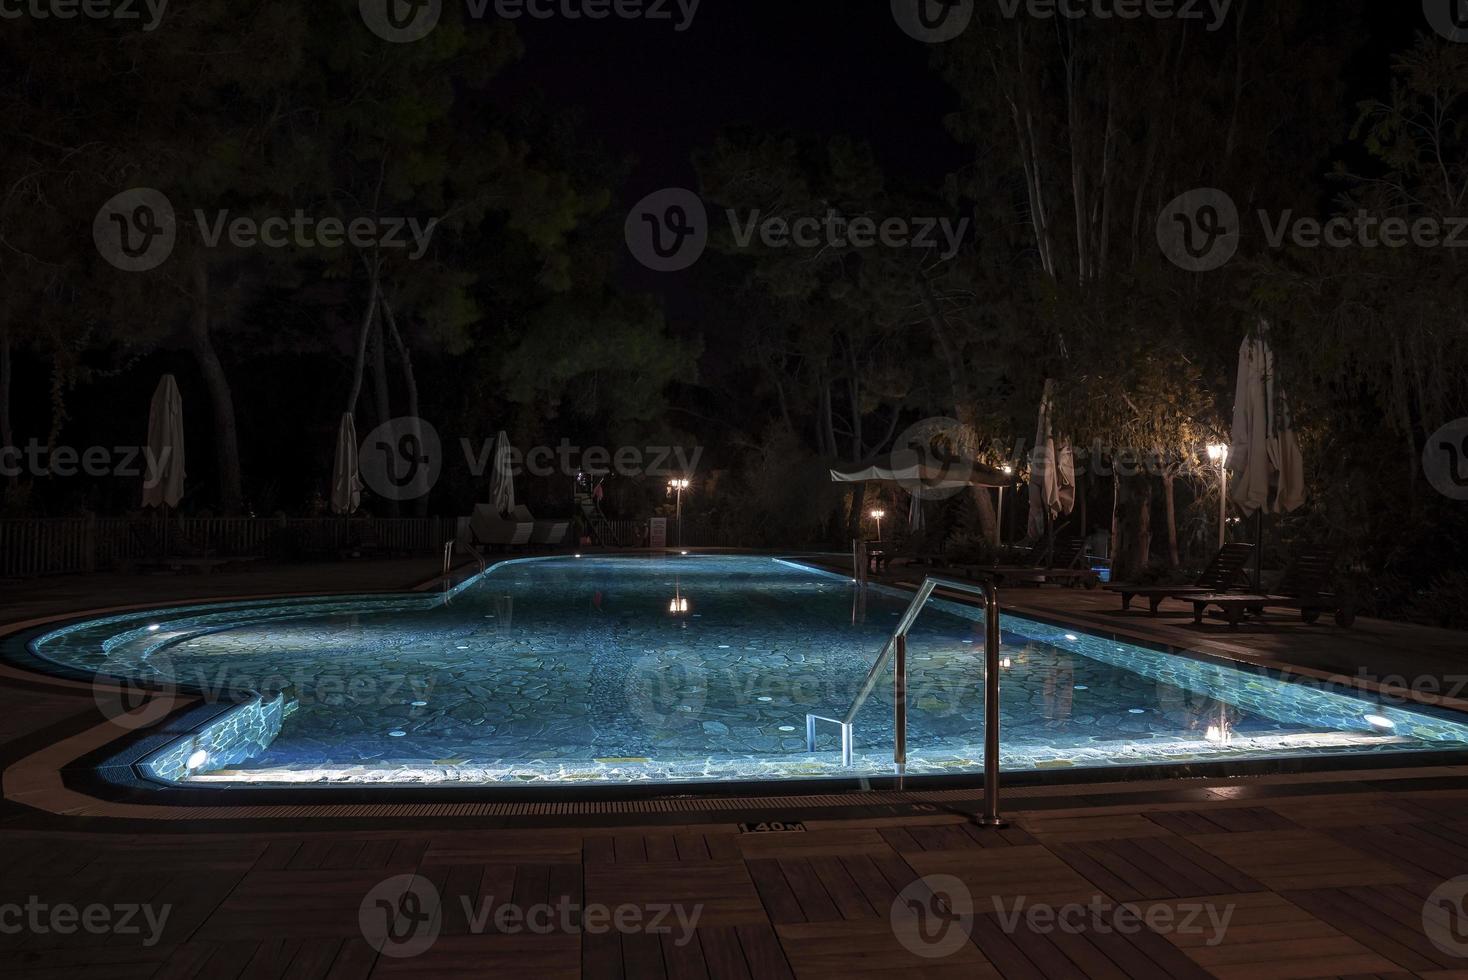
[379,292,426,515]
[188,257,244,514]
[1113,474,1153,581]
[1161,469,1180,568]
[916,274,998,544]
[0,321,12,454]
[370,318,398,516]
[346,254,381,416]
[846,482,867,545]
[1109,468,1120,570]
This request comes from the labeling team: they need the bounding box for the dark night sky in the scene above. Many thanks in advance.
[499,2,961,196]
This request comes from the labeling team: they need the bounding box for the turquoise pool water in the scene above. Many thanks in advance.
[28,555,1468,785]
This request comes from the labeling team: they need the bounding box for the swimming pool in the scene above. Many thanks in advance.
[26,555,1468,787]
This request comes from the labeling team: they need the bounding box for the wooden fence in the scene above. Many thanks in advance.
[0,517,459,579]
[0,515,745,579]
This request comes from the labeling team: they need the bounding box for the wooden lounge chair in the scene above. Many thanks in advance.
[969,538,1099,589]
[1106,543,1254,614]
[1187,549,1355,628]
[469,505,533,548]
[511,505,571,547]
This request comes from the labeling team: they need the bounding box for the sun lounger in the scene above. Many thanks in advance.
[469,505,533,547]
[967,538,1100,589]
[1187,549,1355,628]
[1106,543,1254,614]
[511,506,571,547]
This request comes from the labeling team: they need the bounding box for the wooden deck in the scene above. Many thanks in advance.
[5,783,1468,978]
[5,556,1468,978]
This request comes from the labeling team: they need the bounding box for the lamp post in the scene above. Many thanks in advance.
[870,508,885,542]
[997,464,1015,545]
[669,478,690,548]
[1207,445,1229,550]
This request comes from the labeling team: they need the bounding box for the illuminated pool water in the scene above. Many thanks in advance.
[26,555,1468,786]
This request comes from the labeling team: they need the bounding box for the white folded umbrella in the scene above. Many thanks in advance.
[142,374,186,510]
[331,412,361,516]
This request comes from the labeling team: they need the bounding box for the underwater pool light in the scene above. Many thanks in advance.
[148,624,161,632]
[1365,715,1395,730]
[186,749,208,769]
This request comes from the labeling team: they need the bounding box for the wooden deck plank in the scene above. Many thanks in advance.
[743,859,805,925]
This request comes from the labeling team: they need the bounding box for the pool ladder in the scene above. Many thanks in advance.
[441,541,487,591]
[806,577,1006,827]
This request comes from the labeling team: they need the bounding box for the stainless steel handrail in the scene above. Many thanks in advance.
[806,576,1005,827]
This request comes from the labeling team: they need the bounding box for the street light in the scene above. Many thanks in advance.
[997,464,1015,546]
[1207,444,1229,549]
[669,478,691,548]
[870,508,886,541]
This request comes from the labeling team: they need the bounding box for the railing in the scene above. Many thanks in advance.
[807,576,1006,828]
